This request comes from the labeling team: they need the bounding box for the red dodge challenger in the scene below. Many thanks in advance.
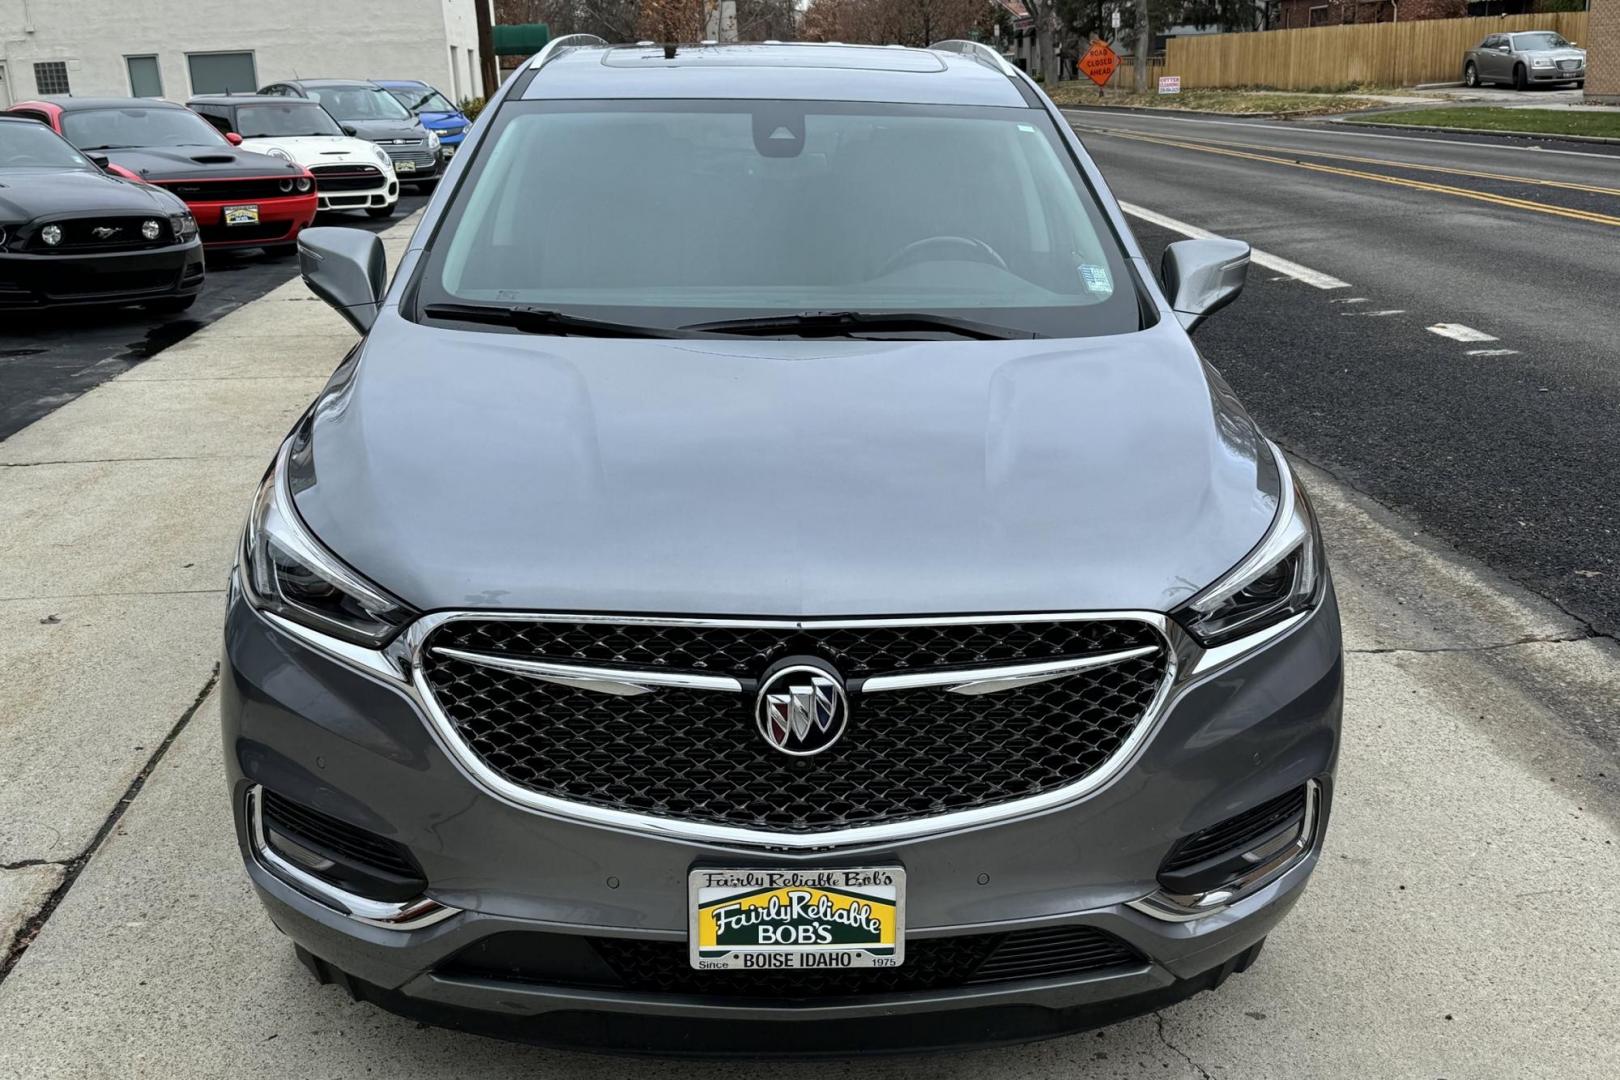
[7,97,317,254]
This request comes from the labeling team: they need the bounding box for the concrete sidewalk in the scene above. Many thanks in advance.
[1,218,1617,1077]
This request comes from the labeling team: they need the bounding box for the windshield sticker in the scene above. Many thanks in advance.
[1079,263,1113,297]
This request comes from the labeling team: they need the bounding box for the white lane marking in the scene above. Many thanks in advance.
[1466,348,1520,356]
[1331,297,1370,304]
[1428,323,1498,342]
[1066,110,1620,160]
[1117,202,1351,290]
[1345,310,1405,317]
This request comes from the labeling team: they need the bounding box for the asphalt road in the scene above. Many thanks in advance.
[1067,108,1620,640]
[0,196,428,441]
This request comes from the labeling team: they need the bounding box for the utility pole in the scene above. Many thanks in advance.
[1133,0,1149,93]
[475,0,498,99]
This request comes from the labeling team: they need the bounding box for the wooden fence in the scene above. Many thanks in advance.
[1162,11,1590,90]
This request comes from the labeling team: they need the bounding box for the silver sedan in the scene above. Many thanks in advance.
[1464,31,1586,90]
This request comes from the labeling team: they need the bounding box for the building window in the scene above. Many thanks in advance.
[126,55,163,97]
[186,51,256,95]
[1308,4,1329,26]
[33,61,71,96]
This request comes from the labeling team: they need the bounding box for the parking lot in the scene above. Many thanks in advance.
[3,38,1620,1080]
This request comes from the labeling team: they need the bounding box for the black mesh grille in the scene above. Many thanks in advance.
[154,177,294,201]
[419,618,1167,833]
[311,164,385,192]
[1163,785,1309,872]
[260,788,419,878]
[586,926,1143,998]
[428,618,1159,678]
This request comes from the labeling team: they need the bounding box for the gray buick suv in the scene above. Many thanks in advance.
[224,36,1342,1055]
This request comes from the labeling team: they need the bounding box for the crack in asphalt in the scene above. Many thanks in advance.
[1346,631,1597,656]
[0,666,219,985]
[0,858,67,872]
[1154,1011,1216,1079]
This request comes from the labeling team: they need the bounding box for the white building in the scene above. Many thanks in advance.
[0,0,487,108]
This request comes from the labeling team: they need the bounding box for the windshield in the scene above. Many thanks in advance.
[235,103,345,138]
[422,100,1140,338]
[388,86,456,114]
[0,121,95,170]
[1513,33,1571,50]
[308,85,412,121]
[61,107,227,151]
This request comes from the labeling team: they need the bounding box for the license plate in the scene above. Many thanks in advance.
[395,160,416,173]
[223,204,259,226]
[689,867,904,971]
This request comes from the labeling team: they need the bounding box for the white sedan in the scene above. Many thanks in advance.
[188,96,402,219]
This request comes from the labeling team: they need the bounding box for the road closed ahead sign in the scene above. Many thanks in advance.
[1079,41,1119,86]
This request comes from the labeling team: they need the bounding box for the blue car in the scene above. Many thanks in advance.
[377,80,470,156]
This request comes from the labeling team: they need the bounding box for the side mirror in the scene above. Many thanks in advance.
[298,227,387,333]
[86,152,111,171]
[225,131,243,146]
[342,124,358,136]
[1161,238,1250,332]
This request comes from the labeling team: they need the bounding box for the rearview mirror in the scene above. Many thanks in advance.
[225,131,243,146]
[1161,238,1250,332]
[298,227,387,333]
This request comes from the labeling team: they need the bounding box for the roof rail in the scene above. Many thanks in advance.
[929,39,1017,77]
[529,33,610,71]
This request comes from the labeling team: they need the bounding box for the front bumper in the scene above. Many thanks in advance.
[187,194,318,250]
[222,586,1341,1052]
[1530,66,1584,82]
[0,241,204,309]
[316,181,399,212]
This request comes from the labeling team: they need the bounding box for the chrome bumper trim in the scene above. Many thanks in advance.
[1127,780,1320,923]
[247,786,459,931]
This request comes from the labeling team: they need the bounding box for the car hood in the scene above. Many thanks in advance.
[0,167,183,220]
[340,120,426,143]
[1523,47,1585,60]
[293,312,1281,617]
[418,111,467,128]
[106,144,302,181]
[237,135,385,167]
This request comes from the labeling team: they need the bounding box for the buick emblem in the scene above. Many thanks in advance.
[756,661,848,757]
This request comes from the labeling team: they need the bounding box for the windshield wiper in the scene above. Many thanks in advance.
[681,310,1039,340]
[422,302,697,338]
[77,144,128,151]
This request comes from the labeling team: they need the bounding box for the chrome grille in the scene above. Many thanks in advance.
[418,616,1170,834]
[386,149,435,169]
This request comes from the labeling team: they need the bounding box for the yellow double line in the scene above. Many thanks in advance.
[1086,127,1620,229]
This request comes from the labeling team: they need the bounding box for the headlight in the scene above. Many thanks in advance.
[1173,443,1324,647]
[426,130,440,150]
[169,212,197,242]
[141,219,162,240]
[41,223,63,246]
[240,433,415,646]
[374,146,393,167]
[265,146,293,161]
[295,176,312,193]
[1532,58,1554,68]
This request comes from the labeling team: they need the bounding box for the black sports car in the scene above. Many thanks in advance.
[0,115,203,311]
[6,97,316,253]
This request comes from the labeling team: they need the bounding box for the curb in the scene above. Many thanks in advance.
[1328,116,1620,146]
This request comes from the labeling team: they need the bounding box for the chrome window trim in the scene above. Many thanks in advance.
[246,786,459,930]
[1127,780,1320,923]
[247,592,1318,851]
